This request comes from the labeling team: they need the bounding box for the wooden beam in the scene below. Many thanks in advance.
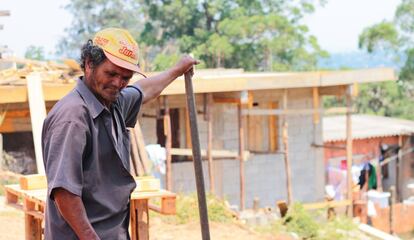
[268,102,278,151]
[242,107,350,116]
[345,85,353,216]
[170,148,250,159]
[27,73,46,175]
[303,200,351,210]
[282,89,293,204]
[312,87,320,124]
[0,116,31,133]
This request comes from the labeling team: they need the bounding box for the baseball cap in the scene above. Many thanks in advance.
[93,28,147,78]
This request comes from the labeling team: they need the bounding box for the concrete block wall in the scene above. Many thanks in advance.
[167,89,325,208]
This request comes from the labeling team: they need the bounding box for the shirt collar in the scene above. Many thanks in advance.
[75,77,106,119]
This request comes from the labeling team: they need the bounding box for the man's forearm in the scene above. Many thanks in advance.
[135,55,198,103]
[53,188,100,240]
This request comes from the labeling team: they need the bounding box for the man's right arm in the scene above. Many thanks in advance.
[53,188,100,240]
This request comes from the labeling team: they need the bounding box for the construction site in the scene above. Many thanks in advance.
[1,2,414,240]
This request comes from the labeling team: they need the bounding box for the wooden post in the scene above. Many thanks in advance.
[136,199,149,240]
[389,186,396,235]
[346,85,353,216]
[164,96,172,191]
[396,135,403,201]
[133,123,151,175]
[206,93,215,193]
[27,73,46,174]
[312,87,320,124]
[238,103,245,210]
[24,198,42,240]
[282,89,293,204]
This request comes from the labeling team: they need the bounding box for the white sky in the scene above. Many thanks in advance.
[0,0,401,58]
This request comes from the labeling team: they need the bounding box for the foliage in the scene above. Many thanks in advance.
[255,203,362,240]
[357,0,414,120]
[283,203,319,239]
[58,0,328,71]
[156,193,234,224]
[24,45,46,61]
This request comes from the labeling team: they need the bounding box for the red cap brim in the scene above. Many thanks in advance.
[103,50,147,78]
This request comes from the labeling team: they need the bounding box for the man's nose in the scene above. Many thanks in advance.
[113,76,126,89]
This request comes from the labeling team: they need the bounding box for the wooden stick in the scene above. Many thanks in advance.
[346,85,353,216]
[206,93,215,193]
[133,123,151,175]
[164,96,172,191]
[184,70,211,240]
[238,103,246,210]
[282,89,293,204]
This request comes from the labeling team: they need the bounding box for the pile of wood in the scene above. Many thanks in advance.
[0,57,82,85]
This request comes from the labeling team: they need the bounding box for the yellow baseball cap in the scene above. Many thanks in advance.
[93,28,146,77]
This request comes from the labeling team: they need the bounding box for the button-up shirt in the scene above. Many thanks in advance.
[42,77,143,239]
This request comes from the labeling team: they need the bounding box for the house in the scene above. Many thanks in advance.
[323,114,414,201]
[0,65,396,209]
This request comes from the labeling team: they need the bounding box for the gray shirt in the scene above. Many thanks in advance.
[42,77,143,239]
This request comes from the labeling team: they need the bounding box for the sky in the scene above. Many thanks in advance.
[0,0,401,58]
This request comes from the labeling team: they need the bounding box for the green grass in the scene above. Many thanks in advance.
[151,193,235,225]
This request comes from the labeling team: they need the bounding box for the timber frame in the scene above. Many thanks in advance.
[0,67,397,210]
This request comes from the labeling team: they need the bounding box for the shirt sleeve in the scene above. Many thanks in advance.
[117,85,143,128]
[43,121,88,200]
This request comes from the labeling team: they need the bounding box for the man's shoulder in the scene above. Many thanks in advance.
[44,90,90,127]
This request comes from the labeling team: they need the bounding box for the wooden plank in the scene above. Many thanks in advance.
[27,73,46,175]
[303,200,351,210]
[19,174,47,190]
[133,123,151,175]
[358,224,401,240]
[170,148,250,159]
[242,107,350,116]
[130,130,143,176]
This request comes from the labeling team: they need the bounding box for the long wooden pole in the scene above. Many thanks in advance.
[184,71,210,240]
[164,96,173,191]
[238,103,245,210]
[282,89,293,204]
[346,85,353,216]
[206,93,215,193]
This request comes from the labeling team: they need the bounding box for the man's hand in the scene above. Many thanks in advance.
[135,55,199,103]
[172,55,199,77]
[53,188,100,240]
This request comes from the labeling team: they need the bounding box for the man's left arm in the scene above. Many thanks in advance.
[134,55,198,104]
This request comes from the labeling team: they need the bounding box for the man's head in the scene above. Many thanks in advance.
[80,28,146,106]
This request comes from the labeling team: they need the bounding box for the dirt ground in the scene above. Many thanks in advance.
[0,197,291,240]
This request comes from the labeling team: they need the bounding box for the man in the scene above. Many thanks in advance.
[42,28,198,239]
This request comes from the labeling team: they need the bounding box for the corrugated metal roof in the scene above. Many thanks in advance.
[323,114,414,142]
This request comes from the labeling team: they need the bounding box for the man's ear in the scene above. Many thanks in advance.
[85,58,93,76]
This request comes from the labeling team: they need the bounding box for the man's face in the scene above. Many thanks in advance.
[85,59,134,106]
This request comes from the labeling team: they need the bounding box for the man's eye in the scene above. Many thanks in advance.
[107,72,117,77]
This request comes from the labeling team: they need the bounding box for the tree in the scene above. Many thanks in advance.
[140,0,328,70]
[58,0,328,72]
[357,0,414,120]
[24,45,46,61]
